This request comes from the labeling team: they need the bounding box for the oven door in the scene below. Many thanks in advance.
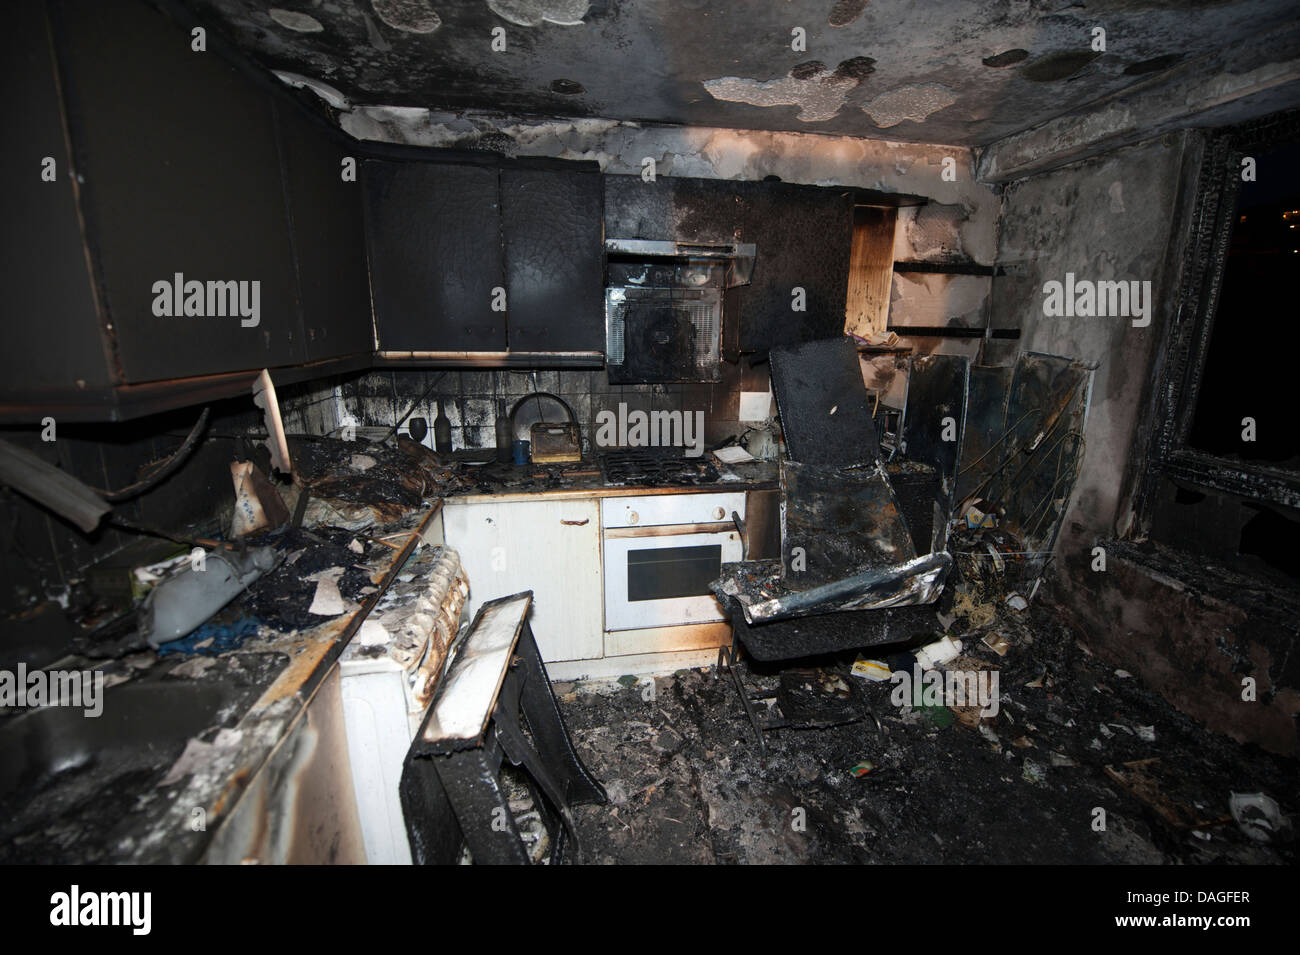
[603,525,742,631]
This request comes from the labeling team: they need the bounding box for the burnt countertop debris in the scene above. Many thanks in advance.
[438,446,779,501]
[0,436,444,864]
[301,437,779,501]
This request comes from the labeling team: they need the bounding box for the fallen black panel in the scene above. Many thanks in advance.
[886,461,940,555]
[780,459,916,586]
[770,337,879,467]
[988,353,1090,556]
[724,594,939,663]
[902,354,969,501]
[955,365,1013,502]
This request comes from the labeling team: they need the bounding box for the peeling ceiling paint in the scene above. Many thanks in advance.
[371,0,442,35]
[487,0,590,28]
[182,0,1300,146]
[267,8,322,33]
[863,83,957,127]
[703,70,860,123]
[828,0,870,29]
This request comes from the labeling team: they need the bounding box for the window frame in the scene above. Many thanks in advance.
[1137,108,1300,530]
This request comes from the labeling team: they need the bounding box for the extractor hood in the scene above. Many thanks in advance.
[605,238,756,288]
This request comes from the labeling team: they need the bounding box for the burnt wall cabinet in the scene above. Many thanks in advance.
[364,160,506,353]
[274,103,374,363]
[2,0,374,416]
[501,167,603,354]
[53,0,303,383]
[1,0,110,396]
[364,159,604,359]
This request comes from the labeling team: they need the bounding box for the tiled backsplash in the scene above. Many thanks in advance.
[309,363,773,454]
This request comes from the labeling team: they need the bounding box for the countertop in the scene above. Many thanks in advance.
[440,455,779,504]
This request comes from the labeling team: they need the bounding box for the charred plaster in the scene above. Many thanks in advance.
[1020,50,1102,83]
[982,48,1029,68]
[179,0,1300,146]
[993,133,1196,563]
[339,108,1000,263]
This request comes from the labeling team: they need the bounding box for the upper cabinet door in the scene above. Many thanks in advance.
[501,168,604,353]
[364,160,506,353]
[1,1,110,395]
[736,182,854,352]
[275,104,374,362]
[52,0,304,383]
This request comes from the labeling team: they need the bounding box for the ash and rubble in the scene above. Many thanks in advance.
[556,599,1297,865]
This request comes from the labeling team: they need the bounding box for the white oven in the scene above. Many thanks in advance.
[602,493,745,631]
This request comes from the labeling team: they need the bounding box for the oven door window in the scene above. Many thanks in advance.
[603,530,742,631]
[627,543,722,602]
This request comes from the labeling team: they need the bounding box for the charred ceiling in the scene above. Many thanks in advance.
[172,0,1300,147]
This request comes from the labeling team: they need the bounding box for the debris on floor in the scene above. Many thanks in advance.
[558,600,1296,865]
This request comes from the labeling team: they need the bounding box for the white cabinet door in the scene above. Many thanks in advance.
[443,498,603,663]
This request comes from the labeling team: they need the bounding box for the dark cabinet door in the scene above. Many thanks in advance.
[364,160,506,352]
[275,104,374,362]
[604,175,744,245]
[501,168,603,353]
[736,182,853,352]
[51,0,305,383]
[1,0,109,395]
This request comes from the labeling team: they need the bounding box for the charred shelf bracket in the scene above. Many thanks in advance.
[399,592,606,865]
[886,325,1021,340]
[892,261,1004,276]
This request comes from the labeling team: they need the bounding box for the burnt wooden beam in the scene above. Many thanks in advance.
[1161,450,1300,511]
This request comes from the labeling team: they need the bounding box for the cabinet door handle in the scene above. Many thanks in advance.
[560,518,590,526]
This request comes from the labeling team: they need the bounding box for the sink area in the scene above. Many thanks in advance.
[0,674,265,862]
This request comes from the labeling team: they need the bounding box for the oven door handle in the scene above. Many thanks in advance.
[603,521,736,539]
